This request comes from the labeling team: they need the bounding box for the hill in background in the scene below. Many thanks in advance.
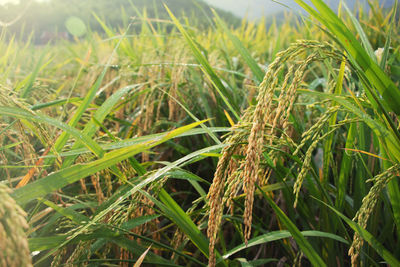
[0,0,240,42]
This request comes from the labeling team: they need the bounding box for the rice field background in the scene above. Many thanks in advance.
[1,0,400,266]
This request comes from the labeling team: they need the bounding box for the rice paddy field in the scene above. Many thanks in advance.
[1,0,400,266]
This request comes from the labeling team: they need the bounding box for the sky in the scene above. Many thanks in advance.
[203,0,394,19]
[203,0,301,19]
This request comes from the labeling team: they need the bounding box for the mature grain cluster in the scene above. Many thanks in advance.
[349,164,400,265]
[0,184,32,267]
[207,40,344,266]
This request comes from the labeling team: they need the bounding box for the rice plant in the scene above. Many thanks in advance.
[0,0,399,266]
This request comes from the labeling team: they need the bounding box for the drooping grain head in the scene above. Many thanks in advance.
[0,183,32,267]
[206,40,344,267]
[349,164,400,266]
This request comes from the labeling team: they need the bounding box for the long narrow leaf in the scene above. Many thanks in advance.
[212,10,264,83]
[223,230,348,259]
[164,4,240,118]
[320,199,400,266]
[0,106,103,157]
[294,0,400,115]
[258,185,327,267]
[12,120,207,204]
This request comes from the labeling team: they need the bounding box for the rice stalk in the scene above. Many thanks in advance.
[206,40,344,266]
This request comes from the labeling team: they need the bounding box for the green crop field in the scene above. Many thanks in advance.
[0,0,399,266]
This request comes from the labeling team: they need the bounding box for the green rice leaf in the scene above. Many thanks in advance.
[320,199,400,266]
[258,185,327,267]
[0,106,103,157]
[223,230,348,259]
[212,10,264,83]
[164,4,240,119]
[12,120,207,205]
[295,0,400,115]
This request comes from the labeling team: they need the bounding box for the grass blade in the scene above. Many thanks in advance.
[320,199,400,266]
[50,23,130,160]
[212,10,264,83]
[164,4,240,119]
[223,230,348,259]
[12,120,207,204]
[258,185,327,267]
[335,122,356,211]
[342,2,376,61]
[133,245,152,267]
[62,83,143,167]
[0,106,103,157]
[294,0,400,115]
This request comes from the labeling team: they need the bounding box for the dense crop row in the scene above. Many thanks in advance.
[0,0,399,266]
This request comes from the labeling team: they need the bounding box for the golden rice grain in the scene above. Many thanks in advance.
[0,183,32,267]
[206,40,344,267]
